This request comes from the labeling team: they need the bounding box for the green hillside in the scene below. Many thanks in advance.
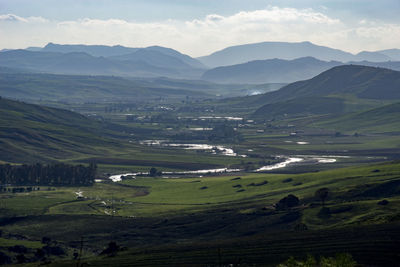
[245,65,400,119]
[316,102,400,133]
[257,65,400,105]
[1,161,400,266]
[0,72,213,103]
[0,98,241,171]
[0,97,121,163]
[253,96,345,118]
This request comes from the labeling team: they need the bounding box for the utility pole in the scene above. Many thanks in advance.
[76,236,85,267]
[111,193,114,218]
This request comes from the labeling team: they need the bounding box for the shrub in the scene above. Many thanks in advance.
[100,241,120,257]
[378,199,389,205]
[317,207,331,219]
[278,253,357,267]
[8,245,28,253]
[315,188,329,206]
[275,194,300,210]
[0,251,11,265]
[282,178,293,183]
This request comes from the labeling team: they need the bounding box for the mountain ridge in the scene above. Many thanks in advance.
[197,41,397,67]
[202,57,342,84]
[0,49,203,78]
[202,57,400,84]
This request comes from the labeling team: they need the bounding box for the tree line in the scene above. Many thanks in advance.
[0,163,96,186]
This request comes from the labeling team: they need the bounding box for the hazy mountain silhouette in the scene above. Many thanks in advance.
[40,43,205,69]
[110,49,193,70]
[353,51,391,62]
[41,42,138,57]
[0,48,203,78]
[202,57,341,84]
[378,49,400,61]
[144,46,206,69]
[202,56,400,84]
[197,41,395,68]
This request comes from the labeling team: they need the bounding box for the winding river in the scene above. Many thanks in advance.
[108,154,344,182]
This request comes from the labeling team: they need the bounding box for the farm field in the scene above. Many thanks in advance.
[1,161,400,266]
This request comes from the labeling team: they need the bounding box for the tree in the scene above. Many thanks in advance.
[149,167,158,177]
[100,241,120,257]
[42,236,51,245]
[275,194,300,210]
[315,188,329,206]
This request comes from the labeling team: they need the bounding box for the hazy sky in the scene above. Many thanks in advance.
[1,0,399,56]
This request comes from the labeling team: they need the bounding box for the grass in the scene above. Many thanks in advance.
[0,97,252,174]
[1,161,399,220]
[0,237,42,249]
[0,161,399,266]
[316,102,400,133]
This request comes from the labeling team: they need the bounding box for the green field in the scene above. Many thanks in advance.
[1,161,400,266]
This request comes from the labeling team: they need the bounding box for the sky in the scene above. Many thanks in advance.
[0,0,399,57]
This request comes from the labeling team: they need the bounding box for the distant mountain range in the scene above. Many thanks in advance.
[1,70,276,103]
[202,57,340,84]
[197,41,399,68]
[0,43,206,79]
[1,42,400,84]
[202,57,400,84]
[40,43,205,69]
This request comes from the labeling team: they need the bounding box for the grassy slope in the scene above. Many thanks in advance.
[0,73,211,103]
[250,65,400,119]
[0,98,244,171]
[192,65,399,117]
[2,161,399,220]
[316,102,400,133]
[0,97,120,162]
[253,96,346,118]
[2,161,400,266]
[256,65,400,104]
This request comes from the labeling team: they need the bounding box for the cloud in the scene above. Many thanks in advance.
[0,7,399,56]
[0,14,48,23]
[225,7,340,24]
[0,14,28,22]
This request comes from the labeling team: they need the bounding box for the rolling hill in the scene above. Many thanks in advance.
[316,102,400,133]
[251,65,400,118]
[253,96,346,118]
[0,97,120,163]
[0,72,213,103]
[0,97,236,172]
[256,65,400,104]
